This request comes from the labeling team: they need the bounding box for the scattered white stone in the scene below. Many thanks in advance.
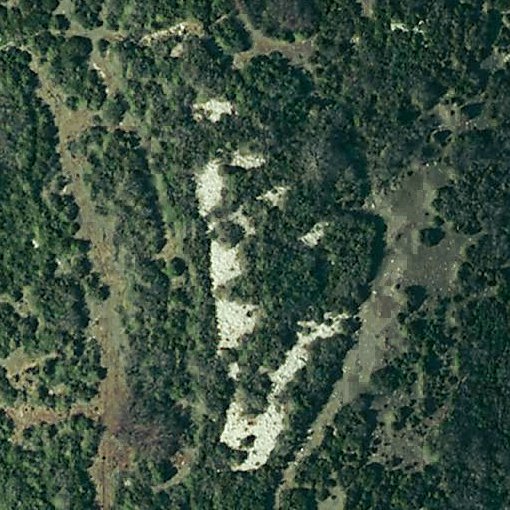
[231,150,266,169]
[228,362,241,380]
[195,159,224,218]
[299,221,329,247]
[170,42,185,58]
[222,400,285,470]
[270,313,347,394]
[390,20,425,34]
[91,61,106,81]
[217,299,259,350]
[195,158,260,353]
[210,240,243,291]
[221,312,348,470]
[257,186,289,209]
[140,20,204,45]
[192,99,234,123]
[390,21,408,32]
[229,208,255,236]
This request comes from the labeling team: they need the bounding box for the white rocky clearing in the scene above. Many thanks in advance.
[194,151,266,352]
[231,149,266,169]
[257,185,289,209]
[195,152,266,220]
[216,300,259,350]
[220,312,349,471]
[195,159,224,220]
[192,99,235,123]
[390,20,426,34]
[194,126,350,472]
[300,221,329,247]
[140,20,204,45]
[210,239,243,291]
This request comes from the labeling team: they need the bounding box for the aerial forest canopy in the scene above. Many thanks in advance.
[0,0,509,509]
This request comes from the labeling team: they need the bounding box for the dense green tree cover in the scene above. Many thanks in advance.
[0,48,104,506]
[0,304,37,359]
[102,91,129,124]
[435,127,510,235]
[419,226,445,247]
[234,52,314,139]
[1,0,509,507]
[0,415,102,509]
[92,1,509,506]
[73,0,104,29]
[102,0,235,32]
[211,13,252,53]
[0,367,17,405]
[0,0,58,44]
[243,0,320,40]
[280,488,317,510]
[307,0,508,186]
[44,34,106,108]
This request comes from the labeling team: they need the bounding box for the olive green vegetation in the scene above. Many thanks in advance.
[0,0,509,509]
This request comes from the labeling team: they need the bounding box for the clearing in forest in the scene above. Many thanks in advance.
[233,0,315,70]
[276,163,476,506]
[194,144,265,353]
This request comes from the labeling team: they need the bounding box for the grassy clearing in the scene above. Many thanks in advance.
[55,0,127,42]
[89,43,125,98]
[152,172,182,261]
[30,50,133,509]
[72,171,133,510]
[233,0,315,71]
[318,484,346,510]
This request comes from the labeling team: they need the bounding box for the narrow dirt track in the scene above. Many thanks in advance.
[32,56,132,509]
